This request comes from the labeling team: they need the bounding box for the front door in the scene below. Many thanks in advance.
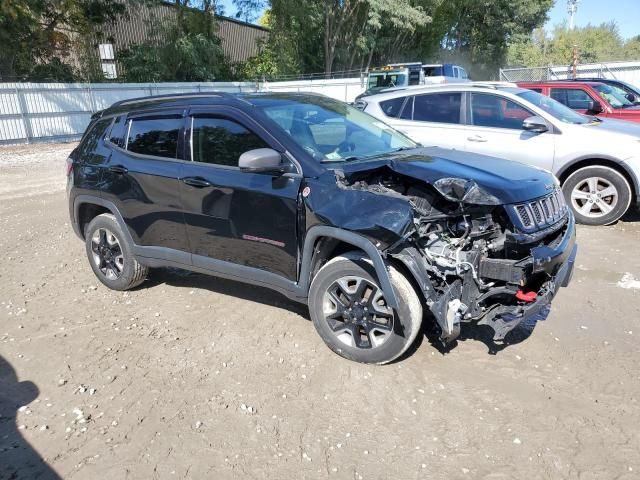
[463,92,556,171]
[180,108,302,281]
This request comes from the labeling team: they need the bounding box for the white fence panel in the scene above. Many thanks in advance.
[262,77,365,103]
[0,78,368,145]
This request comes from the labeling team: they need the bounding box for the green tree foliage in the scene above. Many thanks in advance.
[241,0,552,79]
[506,22,640,68]
[241,0,434,79]
[118,1,227,82]
[423,0,553,79]
[0,0,125,81]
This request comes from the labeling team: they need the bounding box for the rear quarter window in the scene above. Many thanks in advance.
[77,117,113,160]
[379,97,406,118]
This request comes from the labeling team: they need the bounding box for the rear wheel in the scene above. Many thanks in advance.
[308,253,422,364]
[85,213,148,290]
[562,166,632,225]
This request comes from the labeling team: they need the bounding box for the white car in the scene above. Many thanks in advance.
[357,83,640,225]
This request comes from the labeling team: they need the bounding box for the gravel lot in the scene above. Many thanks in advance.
[1,142,640,480]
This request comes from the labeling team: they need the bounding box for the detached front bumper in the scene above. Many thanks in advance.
[478,212,578,341]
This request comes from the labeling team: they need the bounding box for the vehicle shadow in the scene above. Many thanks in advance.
[146,268,311,320]
[422,306,548,356]
[0,356,61,479]
[621,206,640,223]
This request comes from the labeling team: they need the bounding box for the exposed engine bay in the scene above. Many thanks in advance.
[336,167,573,344]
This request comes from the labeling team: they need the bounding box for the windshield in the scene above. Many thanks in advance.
[254,95,417,163]
[516,89,591,124]
[593,83,634,108]
[367,72,407,90]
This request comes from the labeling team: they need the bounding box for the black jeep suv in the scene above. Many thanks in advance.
[67,92,577,364]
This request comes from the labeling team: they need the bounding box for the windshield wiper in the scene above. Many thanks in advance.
[320,156,358,163]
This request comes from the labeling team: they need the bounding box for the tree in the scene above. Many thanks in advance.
[0,0,126,81]
[118,2,227,82]
[424,0,553,79]
[506,22,640,69]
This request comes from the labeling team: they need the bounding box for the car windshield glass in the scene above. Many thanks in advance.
[593,83,634,108]
[254,95,417,163]
[367,73,406,90]
[516,90,590,124]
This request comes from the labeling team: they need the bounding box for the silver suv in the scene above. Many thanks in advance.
[357,83,640,225]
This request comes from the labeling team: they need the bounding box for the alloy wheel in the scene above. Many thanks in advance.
[90,228,124,280]
[570,176,618,219]
[322,276,394,349]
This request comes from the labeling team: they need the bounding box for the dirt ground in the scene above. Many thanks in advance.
[1,142,639,480]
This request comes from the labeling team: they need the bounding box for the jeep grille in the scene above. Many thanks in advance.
[511,189,568,231]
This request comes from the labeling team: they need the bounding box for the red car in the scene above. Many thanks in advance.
[517,81,640,123]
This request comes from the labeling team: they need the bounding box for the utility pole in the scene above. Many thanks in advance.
[567,0,580,30]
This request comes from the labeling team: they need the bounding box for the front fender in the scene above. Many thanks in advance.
[299,226,400,309]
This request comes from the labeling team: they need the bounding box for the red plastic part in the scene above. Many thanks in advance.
[515,289,537,303]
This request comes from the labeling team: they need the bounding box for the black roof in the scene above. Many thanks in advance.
[104,91,331,115]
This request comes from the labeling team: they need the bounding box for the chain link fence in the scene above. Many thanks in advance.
[500,60,640,84]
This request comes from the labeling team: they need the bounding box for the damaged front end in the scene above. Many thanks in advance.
[331,166,577,344]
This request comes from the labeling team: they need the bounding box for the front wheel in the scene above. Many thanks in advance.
[562,166,632,225]
[308,253,423,364]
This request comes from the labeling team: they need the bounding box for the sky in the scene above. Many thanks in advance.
[545,0,640,39]
[218,0,640,40]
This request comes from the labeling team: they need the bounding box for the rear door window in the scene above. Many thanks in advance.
[470,93,533,130]
[126,116,182,159]
[379,97,406,118]
[412,92,462,124]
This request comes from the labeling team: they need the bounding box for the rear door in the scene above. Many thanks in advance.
[463,92,555,170]
[386,91,466,149]
[180,106,302,281]
[101,110,190,261]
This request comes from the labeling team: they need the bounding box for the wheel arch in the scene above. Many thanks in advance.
[74,196,135,246]
[556,157,638,202]
[300,226,400,309]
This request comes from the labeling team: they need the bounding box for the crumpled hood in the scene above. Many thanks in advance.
[339,147,557,205]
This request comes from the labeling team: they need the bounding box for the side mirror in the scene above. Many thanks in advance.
[239,148,285,175]
[588,100,604,114]
[522,115,549,133]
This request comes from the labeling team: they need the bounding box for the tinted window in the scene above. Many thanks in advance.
[413,93,462,124]
[80,118,112,153]
[107,115,127,148]
[471,93,532,130]
[550,88,593,110]
[379,97,406,118]
[127,117,182,158]
[192,117,267,167]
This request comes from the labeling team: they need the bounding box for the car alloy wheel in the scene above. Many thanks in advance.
[322,275,395,349]
[570,176,618,219]
[90,228,125,280]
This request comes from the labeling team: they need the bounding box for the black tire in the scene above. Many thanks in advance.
[562,166,632,226]
[84,213,148,291]
[308,252,423,364]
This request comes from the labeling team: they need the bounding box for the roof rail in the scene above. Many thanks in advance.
[469,81,518,88]
[109,92,231,109]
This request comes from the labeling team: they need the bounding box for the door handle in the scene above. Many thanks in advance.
[108,165,128,174]
[467,135,488,143]
[182,177,212,188]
